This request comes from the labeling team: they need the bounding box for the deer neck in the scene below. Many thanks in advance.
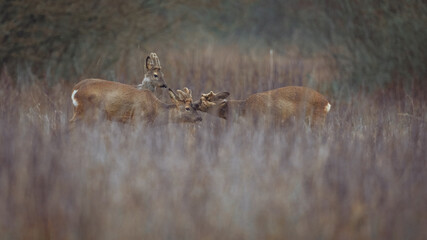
[204,99,245,120]
[154,103,178,125]
[138,76,156,92]
[196,98,246,120]
[224,100,246,120]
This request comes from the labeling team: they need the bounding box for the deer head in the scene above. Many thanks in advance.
[194,91,230,112]
[139,53,167,91]
[168,87,202,123]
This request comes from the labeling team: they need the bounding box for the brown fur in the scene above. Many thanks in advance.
[70,79,201,126]
[195,86,331,127]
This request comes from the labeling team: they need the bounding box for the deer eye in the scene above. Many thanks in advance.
[154,74,158,78]
[185,107,191,111]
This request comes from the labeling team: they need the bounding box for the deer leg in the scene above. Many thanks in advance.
[68,105,85,131]
[310,109,327,130]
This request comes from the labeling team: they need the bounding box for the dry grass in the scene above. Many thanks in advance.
[0,48,426,240]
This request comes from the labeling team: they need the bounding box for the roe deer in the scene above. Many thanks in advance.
[194,86,331,127]
[70,79,202,126]
[136,52,168,91]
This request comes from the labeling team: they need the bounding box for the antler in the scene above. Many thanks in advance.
[146,52,162,70]
[196,91,230,112]
[201,91,218,101]
[197,91,218,111]
[150,53,161,69]
[176,87,193,102]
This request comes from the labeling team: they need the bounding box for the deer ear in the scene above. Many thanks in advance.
[146,56,153,70]
[151,53,161,69]
[214,92,230,101]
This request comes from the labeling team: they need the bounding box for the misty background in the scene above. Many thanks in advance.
[1,1,427,239]
[1,0,426,100]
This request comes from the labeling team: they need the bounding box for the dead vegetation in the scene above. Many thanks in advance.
[2,0,426,238]
[1,48,426,240]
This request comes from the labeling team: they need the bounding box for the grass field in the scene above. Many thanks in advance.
[1,48,426,240]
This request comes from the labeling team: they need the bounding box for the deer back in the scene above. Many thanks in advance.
[196,86,330,127]
[71,79,202,125]
[72,79,159,123]
[245,86,330,126]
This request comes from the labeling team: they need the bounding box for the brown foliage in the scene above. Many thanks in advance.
[0,48,426,239]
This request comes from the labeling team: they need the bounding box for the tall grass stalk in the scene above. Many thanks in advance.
[1,49,426,240]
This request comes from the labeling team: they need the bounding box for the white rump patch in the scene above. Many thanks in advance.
[71,90,79,107]
[325,103,331,112]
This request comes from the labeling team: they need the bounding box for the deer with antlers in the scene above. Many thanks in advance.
[70,80,201,126]
[194,86,331,128]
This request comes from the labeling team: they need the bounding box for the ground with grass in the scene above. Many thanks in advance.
[1,49,426,240]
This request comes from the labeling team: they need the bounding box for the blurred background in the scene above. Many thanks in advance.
[1,0,426,100]
[1,1,427,240]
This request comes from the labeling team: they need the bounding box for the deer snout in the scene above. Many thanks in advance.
[192,101,200,110]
